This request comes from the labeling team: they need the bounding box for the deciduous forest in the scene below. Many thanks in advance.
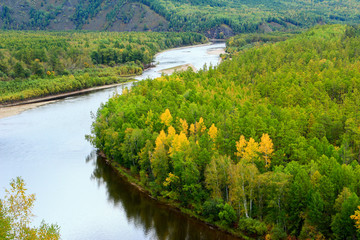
[0,31,206,103]
[2,1,360,239]
[88,25,360,239]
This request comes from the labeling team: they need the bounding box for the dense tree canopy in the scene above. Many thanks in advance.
[0,31,206,103]
[1,0,360,37]
[88,25,360,238]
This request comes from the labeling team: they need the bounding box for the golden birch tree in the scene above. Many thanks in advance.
[160,109,173,127]
[208,124,218,141]
[169,132,190,156]
[259,133,274,168]
[179,118,188,135]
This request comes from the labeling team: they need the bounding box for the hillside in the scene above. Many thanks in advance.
[88,25,360,239]
[1,0,360,37]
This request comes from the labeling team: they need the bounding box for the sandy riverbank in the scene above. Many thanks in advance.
[0,82,131,119]
[207,48,225,55]
[154,42,212,58]
[0,101,57,119]
[157,42,225,75]
[0,41,225,119]
[159,64,197,75]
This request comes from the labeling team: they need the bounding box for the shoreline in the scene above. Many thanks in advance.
[0,41,222,119]
[0,82,133,119]
[100,152,245,240]
[154,42,212,58]
[0,101,58,119]
[159,63,197,75]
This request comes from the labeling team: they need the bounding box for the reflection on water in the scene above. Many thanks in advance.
[86,151,240,240]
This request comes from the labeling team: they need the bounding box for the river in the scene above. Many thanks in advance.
[0,42,238,239]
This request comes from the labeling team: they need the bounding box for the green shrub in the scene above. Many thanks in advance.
[270,225,287,240]
[238,218,267,236]
[202,199,223,221]
[218,203,237,227]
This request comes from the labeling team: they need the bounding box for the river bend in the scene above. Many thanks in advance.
[0,43,240,240]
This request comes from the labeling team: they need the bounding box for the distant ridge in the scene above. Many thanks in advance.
[1,0,359,37]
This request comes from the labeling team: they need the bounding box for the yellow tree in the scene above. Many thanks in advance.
[235,135,247,158]
[245,138,259,162]
[198,117,207,133]
[351,206,360,231]
[189,117,207,136]
[208,123,218,150]
[167,126,176,140]
[259,133,274,168]
[189,123,196,135]
[4,177,35,239]
[235,135,259,163]
[169,132,190,157]
[160,109,173,127]
[1,177,60,239]
[179,118,188,135]
[208,123,218,141]
[155,130,167,150]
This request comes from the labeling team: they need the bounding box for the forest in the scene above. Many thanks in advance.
[225,31,298,55]
[88,24,360,239]
[0,31,206,103]
[1,0,360,37]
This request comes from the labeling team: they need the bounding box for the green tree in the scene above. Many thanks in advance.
[228,159,259,218]
[331,192,359,239]
[218,203,236,227]
[205,155,230,201]
[287,168,312,236]
[14,62,26,78]
[0,202,12,239]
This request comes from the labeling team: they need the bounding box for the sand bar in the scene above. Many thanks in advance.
[159,64,197,75]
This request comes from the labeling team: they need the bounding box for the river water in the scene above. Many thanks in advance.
[0,43,238,239]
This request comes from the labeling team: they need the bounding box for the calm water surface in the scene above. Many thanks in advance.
[0,43,238,239]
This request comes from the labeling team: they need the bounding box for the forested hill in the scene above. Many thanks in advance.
[1,0,360,37]
[88,25,360,239]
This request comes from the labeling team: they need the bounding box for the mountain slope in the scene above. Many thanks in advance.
[1,0,360,37]
[0,0,169,31]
